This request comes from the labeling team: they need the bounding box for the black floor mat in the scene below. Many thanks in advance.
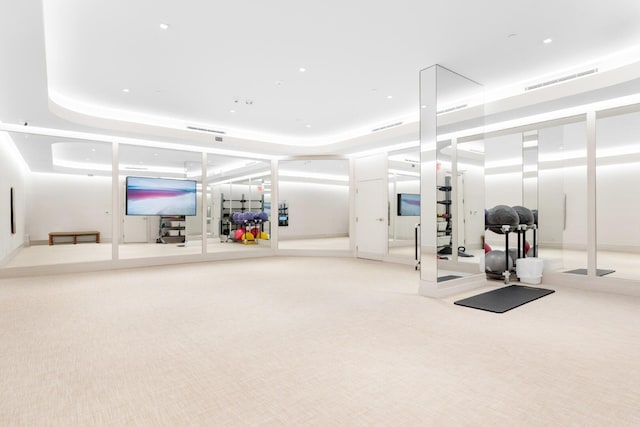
[454,284,555,313]
[438,275,461,282]
[565,268,615,276]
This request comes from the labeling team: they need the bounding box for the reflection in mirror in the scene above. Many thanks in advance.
[2,132,113,268]
[538,119,587,273]
[483,132,524,280]
[388,147,420,262]
[420,65,484,285]
[456,137,485,267]
[119,145,203,259]
[522,131,539,215]
[596,108,640,280]
[207,156,271,253]
[277,159,350,251]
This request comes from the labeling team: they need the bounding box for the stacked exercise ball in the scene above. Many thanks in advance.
[485,205,519,232]
[485,205,536,275]
[231,211,269,224]
[230,211,270,242]
[485,250,513,274]
[512,205,534,225]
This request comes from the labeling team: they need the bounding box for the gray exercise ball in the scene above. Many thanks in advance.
[485,250,514,274]
[486,205,519,227]
[512,205,534,225]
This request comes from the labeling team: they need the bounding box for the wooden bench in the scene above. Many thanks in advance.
[48,231,101,245]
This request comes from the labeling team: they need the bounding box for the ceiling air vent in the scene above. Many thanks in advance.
[525,68,598,91]
[186,126,226,135]
[437,104,468,114]
[372,122,403,132]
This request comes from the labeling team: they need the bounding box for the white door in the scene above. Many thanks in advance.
[356,178,388,259]
[123,216,149,243]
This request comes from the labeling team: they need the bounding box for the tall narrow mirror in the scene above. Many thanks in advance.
[596,107,640,281]
[538,118,588,273]
[388,147,420,263]
[420,65,484,290]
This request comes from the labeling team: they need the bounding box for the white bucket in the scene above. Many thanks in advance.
[516,258,545,285]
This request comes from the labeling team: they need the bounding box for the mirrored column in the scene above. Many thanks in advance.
[420,65,484,289]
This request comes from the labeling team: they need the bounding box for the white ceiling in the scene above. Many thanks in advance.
[39,0,640,144]
[2,0,640,166]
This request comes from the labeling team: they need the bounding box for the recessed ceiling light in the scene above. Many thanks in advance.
[543,38,553,44]
[305,124,312,128]
[299,67,306,72]
[91,148,96,152]
[421,105,426,109]
[153,153,159,156]
[386,95,393,99]
[122,88,130,93]
[230,109,236,113]
[159,23,170,30]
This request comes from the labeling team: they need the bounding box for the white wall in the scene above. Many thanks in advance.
[278,181,349,239]
[26,173,112,243]
[0,133,28,263]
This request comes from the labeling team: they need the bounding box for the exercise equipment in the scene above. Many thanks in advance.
[512,205,534,225]
[485,250,513,274]
[234,228,245,241]
[486,205,519,232]
[454,285,555,313]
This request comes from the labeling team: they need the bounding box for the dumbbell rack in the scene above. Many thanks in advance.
[485,224,538,284]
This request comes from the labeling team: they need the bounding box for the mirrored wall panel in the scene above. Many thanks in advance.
[388,147,420,262]
[277,159,350,251]
[420,65,484,286]
[483,132,524,280]
[118,144,203,259]
[596,107,640,281]
[2,133,113,268]
[538,118,588,273]
[207,156,271,253]
[456,137,485,270]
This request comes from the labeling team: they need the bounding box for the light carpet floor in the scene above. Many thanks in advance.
[1,257,639,426]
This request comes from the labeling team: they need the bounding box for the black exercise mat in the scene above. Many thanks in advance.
[565,268,615,276]
[454,285,555,313]
[438,275,461,282]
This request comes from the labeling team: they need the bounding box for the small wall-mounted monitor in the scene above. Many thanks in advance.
[397,193,420,216]
[126,176,197,216]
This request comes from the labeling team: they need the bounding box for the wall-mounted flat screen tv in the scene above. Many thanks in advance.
[397,193,420,216]
[126,176,197,216]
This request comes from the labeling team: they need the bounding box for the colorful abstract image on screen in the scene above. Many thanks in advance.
[126,176,197,216]
[397,193,420,216]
